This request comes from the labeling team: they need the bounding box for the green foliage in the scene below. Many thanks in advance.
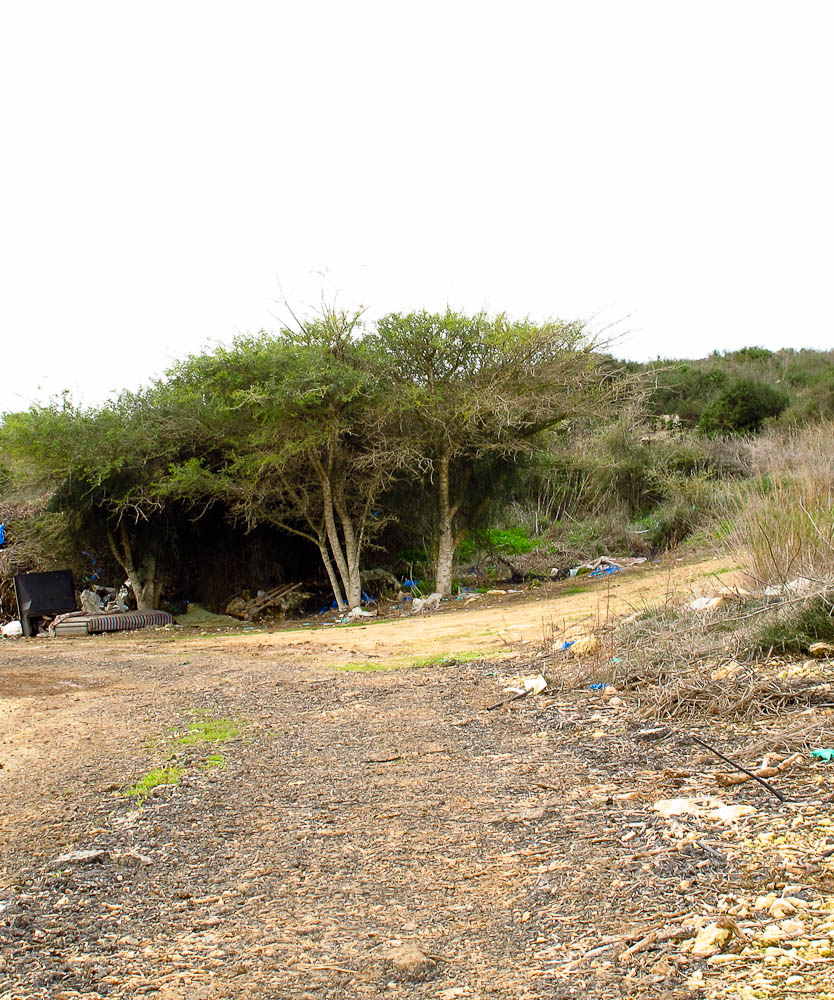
[644,348,834,429]
[698,378,788,436]
[480,528,537,555]
[125,766,184,804]
[747,596,834,655]
[174,714,245,745]
[335,649,486,671]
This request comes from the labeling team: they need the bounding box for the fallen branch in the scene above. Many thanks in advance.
[715,752,801,788]
[487,689,530,711]
[689,734,787,802]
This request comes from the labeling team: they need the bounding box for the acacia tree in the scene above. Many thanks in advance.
[163,309,398,609]
[0,391,190,610]
[371,310,619,594]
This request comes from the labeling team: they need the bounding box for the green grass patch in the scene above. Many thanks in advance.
[559,585,591,596]
[334,649,488,672]
[125,766,184,804]
[174,713,245,745]
[200,753,225,769]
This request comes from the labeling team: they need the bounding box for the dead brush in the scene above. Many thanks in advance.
[738,714,834,758]
[632,669,833,722]
[611,600,834,721]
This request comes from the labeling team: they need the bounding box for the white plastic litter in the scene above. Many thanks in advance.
[2,620,23,638]
[764,577,817,597]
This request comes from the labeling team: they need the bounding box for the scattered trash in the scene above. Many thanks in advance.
[764,577,817,597]
[225,583,302,620]
[1,620,23,638]
[487,674,547,711]
[554,556,647,580]
[589,682,606,690]
[79,588,104,615]
[652,797,756,824]
[811,748,834,762]
[568,634,600,655]
[503,674,548,696]
[52,610,174,636]
[348,606,374,619]
[174,604,247,627]
[559,640,576,651]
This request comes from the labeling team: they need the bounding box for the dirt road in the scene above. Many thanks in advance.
[5,554,804,1000]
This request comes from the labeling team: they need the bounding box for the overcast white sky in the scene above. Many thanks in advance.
[2,1,832,413]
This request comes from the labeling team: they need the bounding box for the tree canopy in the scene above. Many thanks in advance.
[0,305,627,608]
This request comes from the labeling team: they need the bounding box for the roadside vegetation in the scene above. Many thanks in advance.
[1,311,832,622]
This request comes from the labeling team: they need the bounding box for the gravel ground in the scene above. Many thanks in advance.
[2,619,833,999]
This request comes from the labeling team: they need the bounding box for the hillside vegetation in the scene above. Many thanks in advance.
[1,315,832,617]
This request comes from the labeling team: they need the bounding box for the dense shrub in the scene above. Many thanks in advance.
[698,378,788,436]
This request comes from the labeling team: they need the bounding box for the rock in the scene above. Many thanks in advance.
[768,898,796,919]
[653,797,702,818]
[778,918,806,938]
[809,641,834,658]
[387,944,436,979]
[691,922,731,958]
[53,848,109,865]
[709,803,756,824]
[711,660,743,681]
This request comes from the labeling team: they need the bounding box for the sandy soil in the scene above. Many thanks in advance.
[2,554,832,1000]
[183,556,739,666]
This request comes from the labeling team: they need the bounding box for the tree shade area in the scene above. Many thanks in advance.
[1,311,832,615]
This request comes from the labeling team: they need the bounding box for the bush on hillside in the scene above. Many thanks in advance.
[698,378,788,436]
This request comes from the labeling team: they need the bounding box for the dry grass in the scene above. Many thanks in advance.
[729,420,834,588]
[609,598,834,723]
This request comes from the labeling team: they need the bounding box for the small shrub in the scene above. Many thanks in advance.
[747,595,834,655]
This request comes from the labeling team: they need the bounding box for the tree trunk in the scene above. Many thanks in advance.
[318,537,347,609]
[107,523,160,612]
[333,490,363,609]
[433,451,457,596]
[132,554,158,612]
[319,475,354,602]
